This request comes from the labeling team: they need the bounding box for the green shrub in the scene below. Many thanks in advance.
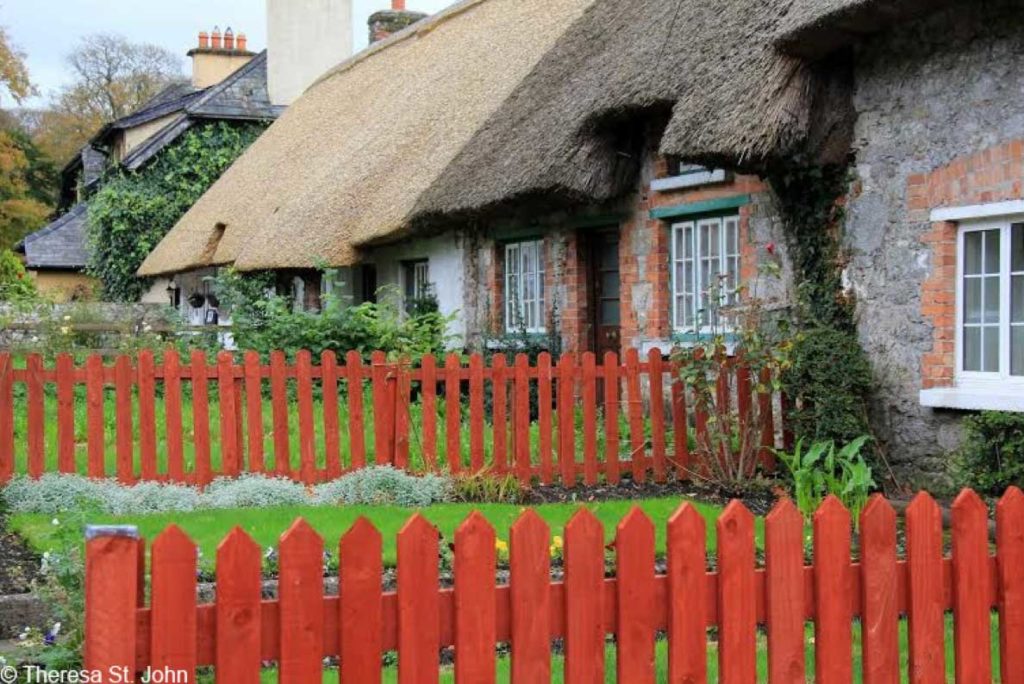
[450,471,524,504]
[0,247,38,302]
[776,435,875,524]
[781,326,873,446]
[219,269,456,364]
[954,411,1024,494]
[313,466,453,507]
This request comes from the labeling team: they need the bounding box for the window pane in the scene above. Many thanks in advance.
[964,232,983,275]
[1013,275,1024,323]
[1014,327,1024,376]
[983,327,1000,372]
[684,225,694,259]
[983,229,1001,274]
[725,219,738,256]
[1014,224,1024,272]
[601,271,620,298]
[964,279,982,324]
[983,276,1001,323]
[600,300,620,325]
[964,327,982,371]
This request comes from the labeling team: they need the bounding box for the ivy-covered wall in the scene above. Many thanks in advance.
[86,121,269,302]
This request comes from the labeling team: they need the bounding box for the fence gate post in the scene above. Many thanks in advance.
[84,525,140,680]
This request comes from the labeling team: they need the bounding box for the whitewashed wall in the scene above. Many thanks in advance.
[365,232,466,346]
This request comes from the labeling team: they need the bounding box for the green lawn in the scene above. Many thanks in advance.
[12,497,748,569]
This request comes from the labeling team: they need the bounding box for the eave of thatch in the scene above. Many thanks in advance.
[138,0,595,276]
[414,0,856,222]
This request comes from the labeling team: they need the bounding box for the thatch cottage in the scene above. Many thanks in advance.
[142,0,1024,483]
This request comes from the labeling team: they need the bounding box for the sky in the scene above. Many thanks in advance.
[3,0,453,107]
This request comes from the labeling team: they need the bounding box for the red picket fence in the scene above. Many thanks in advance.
[0,347,786,486]
[83,488,1024,683]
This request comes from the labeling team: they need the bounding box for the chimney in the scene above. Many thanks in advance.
[368,0,427,45]
[267,0,354,106]
[188,25,257,89]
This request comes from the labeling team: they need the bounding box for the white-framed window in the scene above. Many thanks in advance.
[504,239,545,333]
[670,215,741,332]
[957,218,1024,383]
[403,260,430,303]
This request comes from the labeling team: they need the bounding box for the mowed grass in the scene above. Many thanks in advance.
[11,497,748,569]
[223,616,1000,683]
[8,385,673,479]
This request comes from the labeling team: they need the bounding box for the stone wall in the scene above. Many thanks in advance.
[844,0,1024,484]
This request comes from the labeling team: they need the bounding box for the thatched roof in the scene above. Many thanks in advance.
[775,0,959,58]
[416,0,857,221]
[143,0,952,276]
[138,0,596,276]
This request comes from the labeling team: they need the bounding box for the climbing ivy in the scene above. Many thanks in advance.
[86,121,269,302]
[769,163,876,454]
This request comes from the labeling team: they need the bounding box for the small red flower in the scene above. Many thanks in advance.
[765,242,776,255]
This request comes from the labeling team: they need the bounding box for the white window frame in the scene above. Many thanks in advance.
[504,239,546,334]
[403,260,431,302]
[670,215,741,334]
[955,216,1024,388]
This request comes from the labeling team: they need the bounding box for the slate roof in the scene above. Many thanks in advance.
[16,204,90,270]
[24,51,281,270]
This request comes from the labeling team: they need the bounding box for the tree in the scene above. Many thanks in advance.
[0,23,49,248]
[37,34,184,164]
[0,24,33,106]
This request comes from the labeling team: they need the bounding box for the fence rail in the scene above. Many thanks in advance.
[0,347,787,486]
[83,489,1024,683]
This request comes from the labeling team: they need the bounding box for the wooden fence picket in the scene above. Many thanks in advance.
[603,351,620,484]
[624,348,645,482]
[510,510,551,683]
[164,350,184,481]
[859,495,899,684]
[758,367,775,470]
[218,351,240,477]
[398,514,440,684]
[321,351,341,479]
[951,489,992,683]
[765,498,804,684]
[670,368,689,480]
[906,492,946,683]
[339,518,383,684]
[346,351,366,470]
[564,509,605,684]
[371,350,392,466]
[137,350,157,480]
[0,353,13,481]
[492,354,508,475]
[270,350,291,475]
[85,354,105,478]
[56,353,76,475]
[191,351,211,485]
[394,359,411,471]
[84,528,139,677]
[26,353,45,478]
[150,525,198,679]
[216,527,262,683]
[717,501,756,683]
[455,512,497,684]
[295,350,316,482]
[538,352,554,484]
[997,487,1024,684]
[278,519,325,684]
[581,352,598,486]
[514,353,531,484]
[557,354,576,486]
[444,354,461,474]
[616,508,656,683]
[814,496,852,683]
[667,503,707,684]
[468,353,484,472]
[113,355,133,483]
[648,349,667,483]
[422,354,439,470]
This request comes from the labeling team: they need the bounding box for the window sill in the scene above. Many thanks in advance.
[919,386,1024,412]
[651,169,728,192]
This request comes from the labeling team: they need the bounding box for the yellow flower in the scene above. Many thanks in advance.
[495,539,508,553]
[551,535,563,549]
[59,326,70,335]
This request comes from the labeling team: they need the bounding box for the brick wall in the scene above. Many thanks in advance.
[912,140,1024,388]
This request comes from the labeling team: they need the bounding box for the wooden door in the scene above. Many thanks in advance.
[589,230,621,357]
